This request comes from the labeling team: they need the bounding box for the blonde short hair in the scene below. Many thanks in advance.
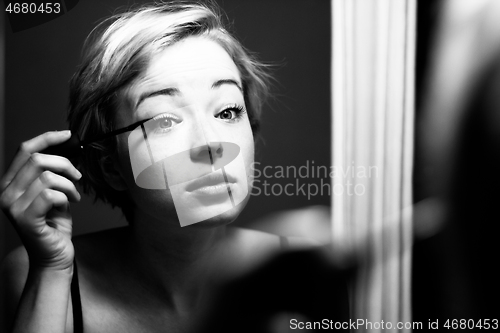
[68,1,271,219]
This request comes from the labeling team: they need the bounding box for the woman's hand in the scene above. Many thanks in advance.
[0,131,82,271]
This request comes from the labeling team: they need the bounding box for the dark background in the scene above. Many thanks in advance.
[0,0,331,267]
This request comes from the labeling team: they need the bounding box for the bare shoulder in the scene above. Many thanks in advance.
[242,205,331,247]
[70,226,131,287]
[1,245,29,282]
[228,226,318,255]
[219,225,319,280]
[67,227,136,332]
[0,246,30,327]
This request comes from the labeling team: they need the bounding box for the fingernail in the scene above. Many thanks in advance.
[62,130,71,136]
[76,169,82,179]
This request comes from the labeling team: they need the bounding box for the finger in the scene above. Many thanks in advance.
[15,171,81,212]
[1,153,81,205]
[24,189,70,225]
[0,131,72,191]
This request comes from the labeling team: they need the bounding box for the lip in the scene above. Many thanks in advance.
[185,171,236,195]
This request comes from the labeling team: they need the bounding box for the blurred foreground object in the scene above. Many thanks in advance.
[193,248,352,333]
[414,0,500,321]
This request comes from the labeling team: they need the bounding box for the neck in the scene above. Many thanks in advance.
[123,208,229,311]
[131,217,227,264]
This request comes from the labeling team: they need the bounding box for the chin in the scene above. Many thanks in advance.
[182,196,250,229]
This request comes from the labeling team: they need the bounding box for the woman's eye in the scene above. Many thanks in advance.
[159,118,173,129]
[216,105,246,122]
[149,113,181,134]
[218,109,236,120]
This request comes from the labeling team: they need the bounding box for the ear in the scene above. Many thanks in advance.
[100,155,128,191]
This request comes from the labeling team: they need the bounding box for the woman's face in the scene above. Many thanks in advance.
[113,36,254,227]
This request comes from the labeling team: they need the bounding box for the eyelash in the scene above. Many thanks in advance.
[147,104,246,135]
[216,104,247,123]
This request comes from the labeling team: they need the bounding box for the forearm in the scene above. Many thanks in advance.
[11,265,73,333]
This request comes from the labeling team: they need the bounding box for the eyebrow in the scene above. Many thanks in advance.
[135,79,243,110]
[211,79,243,92]
[135,87,180,109]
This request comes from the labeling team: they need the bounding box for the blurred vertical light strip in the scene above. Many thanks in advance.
[331,0,416,332]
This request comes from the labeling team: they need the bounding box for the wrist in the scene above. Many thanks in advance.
[28,261,74,277]
[27,251,75,273]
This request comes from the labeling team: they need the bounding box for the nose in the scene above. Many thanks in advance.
[190,142,224,164]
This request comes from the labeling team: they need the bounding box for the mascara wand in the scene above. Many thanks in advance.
[40,117,153,158]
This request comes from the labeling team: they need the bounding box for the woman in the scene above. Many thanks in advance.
[0,3,303,332]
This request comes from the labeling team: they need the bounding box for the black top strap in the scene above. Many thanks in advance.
[71,260,84,333]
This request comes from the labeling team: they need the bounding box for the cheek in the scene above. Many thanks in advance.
[241,125,255,169]
[225,120,254,181]
[114,136,177,213]
[224,124,255,195]
[243,139,255,185]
